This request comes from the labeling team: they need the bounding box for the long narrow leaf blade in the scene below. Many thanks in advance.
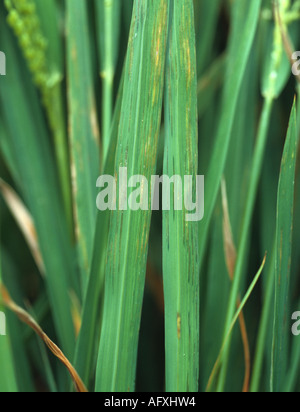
[163,0,199,392]
[74,74,124,387]
[0,216,17,392]
[95,0,169,392]
[271,100,298,392]
[198,0,261,267]
[96,0,121,163]
[67,0,100,289]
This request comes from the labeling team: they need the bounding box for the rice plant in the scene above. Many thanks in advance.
[0,0,299,393]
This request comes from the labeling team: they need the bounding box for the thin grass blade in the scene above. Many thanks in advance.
[206,255,266,392]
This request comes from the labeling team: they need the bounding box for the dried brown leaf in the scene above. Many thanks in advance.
[0,179,45,276]
[221,178,237,280]
[0,284,87,393]
[221,178,250,393]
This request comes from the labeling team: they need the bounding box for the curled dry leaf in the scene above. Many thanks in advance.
[221,178,237,280]
[0,179,45,276]
[221,178,251,393]
[206,254,267,392]
[0,284,87,393]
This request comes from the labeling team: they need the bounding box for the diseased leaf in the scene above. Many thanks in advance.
[95,0,169,392]
[163,0,199,392]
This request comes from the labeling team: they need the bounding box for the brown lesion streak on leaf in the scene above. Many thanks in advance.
[89,93,100,145]
[71,44,77,62]
[278,230,283,286]
[177,313,181,340]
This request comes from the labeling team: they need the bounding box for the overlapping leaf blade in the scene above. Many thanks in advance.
[0,12,76,359]
[271,101,298,392]
[95,0,169,392]
[163,0,199,392]
[66,0,101,289]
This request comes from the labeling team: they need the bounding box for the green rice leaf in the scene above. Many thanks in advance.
[74,73,124,388]
[96,0,121,163]
[0,258,18,392]
[66,0,101,289]
[271,100,298,392]
[198,0,261,269]
[0,14,76,359]
[95,0,169,392]
[163,0,199,392]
